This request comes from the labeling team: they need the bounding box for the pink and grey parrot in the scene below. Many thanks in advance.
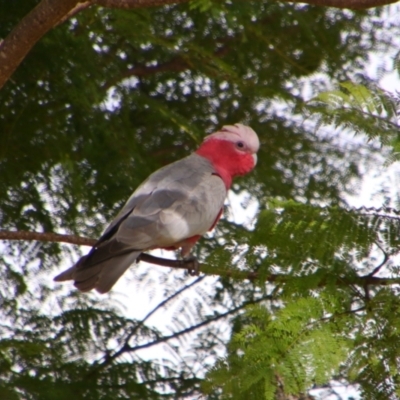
[54,123,259,293]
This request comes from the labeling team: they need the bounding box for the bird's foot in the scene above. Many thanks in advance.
[183,256,200,276]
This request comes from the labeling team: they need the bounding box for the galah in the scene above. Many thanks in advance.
[54,123,259,293]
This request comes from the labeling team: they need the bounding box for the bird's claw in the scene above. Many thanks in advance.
[183,256,200,276]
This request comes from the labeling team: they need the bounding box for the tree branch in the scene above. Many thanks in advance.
[0,229,96,246]
[0,0,91,90]
[2,229,400,288]
[64,0,400,12]
[57,2,92,26]
[103,44,231,89]
[95,0,189,8]
[366,241,389,277]
[0,0,398,90]
[0,0,192,91]
[291,0,396,7]
[103,56,190,90]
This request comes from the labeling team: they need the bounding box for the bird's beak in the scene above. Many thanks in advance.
[252,153,258,166]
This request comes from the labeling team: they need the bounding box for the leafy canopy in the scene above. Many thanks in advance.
[1,1,400,399]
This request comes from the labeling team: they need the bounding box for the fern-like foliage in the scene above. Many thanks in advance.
[307,82,400,150]
[203,200,400,399]
[205,300,349,400]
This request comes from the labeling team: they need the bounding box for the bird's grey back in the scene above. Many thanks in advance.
[102,153,227,249]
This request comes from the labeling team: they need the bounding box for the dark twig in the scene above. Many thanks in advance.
[102,56,190,90]
[124,276,204,344]
[87,276,205,377]
[366,241,389,278]
[94,293,273,368]
[92,276,205,369]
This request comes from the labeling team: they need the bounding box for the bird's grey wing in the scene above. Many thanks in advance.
[100,154,204,239]
[115,154,227,249]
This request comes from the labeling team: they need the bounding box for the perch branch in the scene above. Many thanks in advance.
[1,229,400,288]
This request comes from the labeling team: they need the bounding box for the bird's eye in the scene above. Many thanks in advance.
[236,141,245,149]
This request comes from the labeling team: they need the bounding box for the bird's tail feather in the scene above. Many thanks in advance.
[54,251,141,293]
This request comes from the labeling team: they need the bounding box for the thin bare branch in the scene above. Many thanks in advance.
[95,293,273,369]
[92,276,205,370]
[366,241,389,277]
[103,56,190,90]
[103,44,231,90]
[57,2,92,26]
[125,276,205,341]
